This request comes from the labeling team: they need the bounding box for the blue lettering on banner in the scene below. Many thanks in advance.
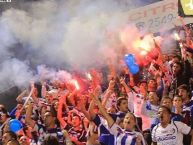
[157,136,176,142]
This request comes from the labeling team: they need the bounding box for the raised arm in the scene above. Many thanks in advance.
[94,97,114,127]
[102,79,115,107]
[87,98,96,120]
[120,77,131,93]
[57,92,69,128]
[93,88,114,127]
[25,102,35,128]
[31,88,39,105]
[66,90,77,106]
[80,96,93,121]
[16,89,27,103]
[41,81,47,98]
[102,89,113,107]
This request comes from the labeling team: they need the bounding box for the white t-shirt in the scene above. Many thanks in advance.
[127,91,144,114]
[152,121,191,145]
[127,92,151,130]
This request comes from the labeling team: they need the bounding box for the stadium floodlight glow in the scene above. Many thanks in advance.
[179,0,193,17]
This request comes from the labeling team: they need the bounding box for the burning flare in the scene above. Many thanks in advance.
[70,79,80,90]
[86,73,92,80]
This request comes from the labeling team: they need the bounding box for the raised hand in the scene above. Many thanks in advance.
[120,77,126,86]
[93,86,101,98]
[108,79,115,91]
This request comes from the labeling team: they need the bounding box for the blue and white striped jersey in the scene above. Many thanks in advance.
[109,123,145,145]
[93,115,115,145]
[33,123,64,145]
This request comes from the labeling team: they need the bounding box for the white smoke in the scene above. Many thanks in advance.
[37,65,72,83]
[0,59,34,92]
[0,0,153,92]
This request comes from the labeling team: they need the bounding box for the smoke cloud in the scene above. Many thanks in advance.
[0,0,160,92]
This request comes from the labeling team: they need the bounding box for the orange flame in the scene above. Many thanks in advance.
[140,50,148,56]
[70,79,80,90]
[174,33,180,41]
[86,73,92,80]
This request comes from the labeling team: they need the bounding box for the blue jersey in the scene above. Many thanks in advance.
[182,100,193,127]
[93,115,114,145]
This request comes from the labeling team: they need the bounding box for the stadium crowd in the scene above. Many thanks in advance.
[0,25,193,145]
